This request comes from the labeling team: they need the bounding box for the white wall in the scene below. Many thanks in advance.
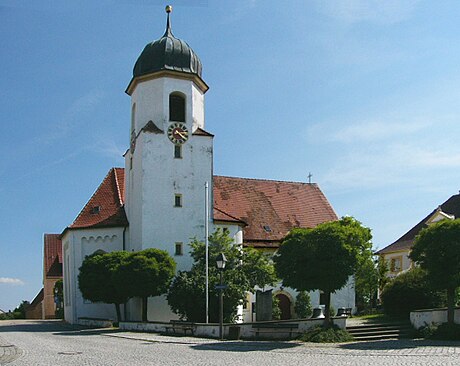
[62,227,125,324]
[411,308,460,329]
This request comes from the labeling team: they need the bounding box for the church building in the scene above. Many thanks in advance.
[61,7,355,325]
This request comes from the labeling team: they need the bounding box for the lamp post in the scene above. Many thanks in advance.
[216,252,227,340]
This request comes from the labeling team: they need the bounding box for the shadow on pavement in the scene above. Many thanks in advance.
[191,341,301,352]
[0,320,122,337]
[0,320,73,333]
[340,339,460,350]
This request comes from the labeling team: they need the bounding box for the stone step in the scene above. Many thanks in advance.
[346,322,413,341]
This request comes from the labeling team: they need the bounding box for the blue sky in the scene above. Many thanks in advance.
[2,0,460,312]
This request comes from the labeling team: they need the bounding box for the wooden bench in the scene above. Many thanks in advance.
[164,320,196,336]
[251,323,300,338]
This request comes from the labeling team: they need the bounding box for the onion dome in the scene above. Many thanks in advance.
[133,6,202,78]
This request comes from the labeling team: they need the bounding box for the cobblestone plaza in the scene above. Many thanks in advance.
[1,320,460,366]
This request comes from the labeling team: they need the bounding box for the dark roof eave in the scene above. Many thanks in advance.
[61,223,129,239]
[126,69,209,96]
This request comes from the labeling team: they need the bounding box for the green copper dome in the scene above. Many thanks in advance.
[133,10,202,78]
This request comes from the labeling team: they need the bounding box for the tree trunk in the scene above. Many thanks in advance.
[114,303,122,323]
[447,287,455,324]
[142,297,148,322]
[323,291,331,327]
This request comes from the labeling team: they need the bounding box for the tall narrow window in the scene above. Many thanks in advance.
[175,242,183,256]
[174,145,182,159]
[131,103,136,134]
[174,194,182,207]
[169,93,185,122]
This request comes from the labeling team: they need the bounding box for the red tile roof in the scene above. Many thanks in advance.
[213,176,338,246]
[377,193,460,254]
[67,168,128,230]
[44,234,62,278]
[66,169,337,249]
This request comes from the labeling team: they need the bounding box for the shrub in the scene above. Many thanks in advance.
[417,323,460,341]
[300,325,354,343]
[272,295,281,320]
[380,267,445,318]
[295,291,312,318]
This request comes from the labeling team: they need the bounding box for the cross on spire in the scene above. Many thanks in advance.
[307,172,313,184]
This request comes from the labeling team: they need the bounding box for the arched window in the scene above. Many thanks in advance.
[169,93,185,122]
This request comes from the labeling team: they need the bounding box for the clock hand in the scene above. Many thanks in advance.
[177,131,187,139]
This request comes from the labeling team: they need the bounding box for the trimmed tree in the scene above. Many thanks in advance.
[167,229,277,322]
[410,219,460,324]
[274,217,372,325]
[381,267,445,318]
[78,250,130,322]
[295,291,313,318]
[117,248,176,322]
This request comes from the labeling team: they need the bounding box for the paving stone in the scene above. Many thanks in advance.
[1,320,459,366]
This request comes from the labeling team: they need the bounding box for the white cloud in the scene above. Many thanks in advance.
[37,90,105,145]
[92,140,126,162]
[0,277,25,286]
[322,142,460,193]
[314,0,421,25]
[307,119,430,144]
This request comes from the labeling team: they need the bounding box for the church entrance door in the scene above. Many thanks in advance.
[276,293,291,320]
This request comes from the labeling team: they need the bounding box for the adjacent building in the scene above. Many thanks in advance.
[378,193,460,277]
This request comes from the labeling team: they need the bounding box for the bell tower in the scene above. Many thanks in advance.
[124,6,213,277]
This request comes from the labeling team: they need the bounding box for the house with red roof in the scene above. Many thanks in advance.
[377,193,460,277]
[26,234,63,319]
[62,8,354,324]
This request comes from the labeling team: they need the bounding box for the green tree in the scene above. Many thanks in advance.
[272,295,281,320]
[381,267,445,318]
[53,279,64,318]
[10,300,29,319]
[117,248,176,322]
[295,291,313,318]
[167,229,277,322]
[355,255,379,312]
[410,219,460,324]
[78,250,130,322]
[274,217,372,325]
[377,256,390,295]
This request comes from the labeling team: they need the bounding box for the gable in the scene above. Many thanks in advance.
[66,168,128,231]
[378,193,460,255]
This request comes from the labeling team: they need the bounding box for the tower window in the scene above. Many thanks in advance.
[175,242,183,256]
[174,194,182,207]
[131,103,136,134]
[169,93,185,122]
[174,145,182,159]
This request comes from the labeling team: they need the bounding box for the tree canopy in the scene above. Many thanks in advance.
[78,248,175,322]
[78,250,130,322]
[167,229,277,322]
[274,217,372,324]
[410,218,460,324]
[116,248,176,321]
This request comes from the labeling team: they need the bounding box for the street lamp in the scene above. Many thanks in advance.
[216,252,227,340]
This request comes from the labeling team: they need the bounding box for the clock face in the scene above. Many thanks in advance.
[168,123,189,145]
